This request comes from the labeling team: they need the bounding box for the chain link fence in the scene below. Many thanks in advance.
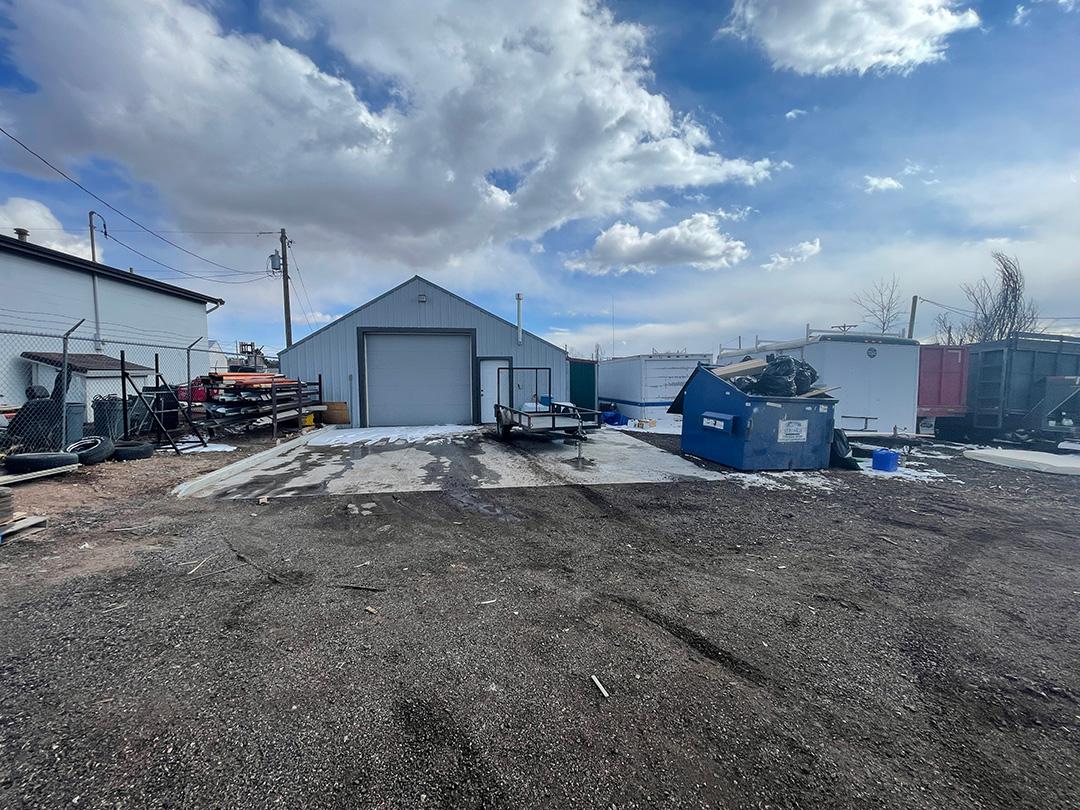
[0,325,268,455]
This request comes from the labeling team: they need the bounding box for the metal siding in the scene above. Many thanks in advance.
[279,277,568,427]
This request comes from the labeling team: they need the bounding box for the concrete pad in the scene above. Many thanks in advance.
[189,428,723,499]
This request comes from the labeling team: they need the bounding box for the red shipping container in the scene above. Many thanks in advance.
[918,345,968,417]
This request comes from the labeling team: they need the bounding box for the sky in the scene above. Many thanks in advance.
[0,0,1078,357]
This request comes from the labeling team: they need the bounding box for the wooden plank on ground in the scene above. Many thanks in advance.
[0,464,80,487]
[0,515,48,543]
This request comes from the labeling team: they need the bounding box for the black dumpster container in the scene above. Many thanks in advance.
[966,332,1080,434]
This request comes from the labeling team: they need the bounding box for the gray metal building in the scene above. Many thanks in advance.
[279,276,569,427]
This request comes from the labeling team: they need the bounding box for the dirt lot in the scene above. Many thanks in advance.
[1,433,1078,809]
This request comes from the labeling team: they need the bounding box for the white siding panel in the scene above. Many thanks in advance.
[0,250,211,410]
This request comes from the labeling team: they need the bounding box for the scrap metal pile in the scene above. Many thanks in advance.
[200,372,322,432]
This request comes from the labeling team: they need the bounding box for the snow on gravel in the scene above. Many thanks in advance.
[608,414,683,436]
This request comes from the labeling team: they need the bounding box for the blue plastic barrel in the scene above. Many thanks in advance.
[872,448,900,472]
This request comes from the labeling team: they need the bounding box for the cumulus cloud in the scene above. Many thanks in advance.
[760,237,821,271]
[864,175,905,193]
[785,108,807,120]
[721,0,980,76]
[568,213,749,275]
[627,199,670,222]
[0,0,777,279]
[0,197,94,259]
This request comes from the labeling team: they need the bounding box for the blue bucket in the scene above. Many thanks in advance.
[872,448,900,472]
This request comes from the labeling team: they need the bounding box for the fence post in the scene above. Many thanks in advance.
[59,319,85,451]
[186,337,201,424]
[120,350,129,441]
[271,378,278,440]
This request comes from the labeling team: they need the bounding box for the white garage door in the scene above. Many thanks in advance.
[364,332,473,427]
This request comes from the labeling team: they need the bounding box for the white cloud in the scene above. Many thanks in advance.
[760,237,821,271]
[864,175,905,193]
[713,205,752,221]
[567,213,749,274]
[785,108,807,120]
[627,199,670,222]
[721,0,980,76]
[0,197,94,259]
[1012,4,1031,24]
[0,0,777,284]
[900,160,924,176]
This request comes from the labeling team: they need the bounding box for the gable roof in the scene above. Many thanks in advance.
[0,233,225,306]
[280,274,566,356]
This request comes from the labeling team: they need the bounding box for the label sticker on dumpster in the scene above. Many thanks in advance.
[777,419,808,443]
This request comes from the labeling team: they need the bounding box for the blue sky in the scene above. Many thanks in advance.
[1,0,1078,356]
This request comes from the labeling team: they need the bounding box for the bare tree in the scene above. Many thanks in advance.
[960,252,1040,342]
[853,275,905,334]
[933,312,961,345]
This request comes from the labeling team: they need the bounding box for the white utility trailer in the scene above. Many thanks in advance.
[493,366,599,440]
[598,353,712,420]
[718,333,920,434]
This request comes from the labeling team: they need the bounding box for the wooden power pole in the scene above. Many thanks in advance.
[280,227,293,348]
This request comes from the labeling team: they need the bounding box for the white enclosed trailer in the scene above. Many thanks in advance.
[598,353,712,419]
[719,334,920,434]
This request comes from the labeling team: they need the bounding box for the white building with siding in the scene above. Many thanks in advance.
[279,276,569,427]
[0,232,224,413]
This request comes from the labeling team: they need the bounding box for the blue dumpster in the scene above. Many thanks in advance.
[673,366,837,471]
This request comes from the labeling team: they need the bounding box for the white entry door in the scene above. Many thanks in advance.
[479,359,510,423]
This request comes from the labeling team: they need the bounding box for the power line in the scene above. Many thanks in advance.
[0,124,266,275]
[104,232,270,285]
[287,243,318,324]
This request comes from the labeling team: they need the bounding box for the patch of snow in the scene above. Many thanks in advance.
[765,470,841,492]
[857,460,960,483]
[964,448,1080,476]
[608,413,683,435]
[718,472,794,491]
[160,435,237,453]
[908,448,955,460]
[308,424,482,447]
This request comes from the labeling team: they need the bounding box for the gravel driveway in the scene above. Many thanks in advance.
[0,437,1077,808]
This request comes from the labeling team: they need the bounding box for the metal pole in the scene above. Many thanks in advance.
[280,228,293,348]
[120,350,129,440]
[271,378,278,440]
[154,353,162,446]
[58,319,84,451]
[186,337,201,424]
[516,293,523,346]
[907,295,919,339]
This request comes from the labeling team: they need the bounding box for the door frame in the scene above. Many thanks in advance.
[356,327,479,427]
[477,355,513,423]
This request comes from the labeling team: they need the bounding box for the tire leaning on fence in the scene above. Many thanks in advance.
[111,441,156,462]
[65,436,115,465]
[3,452,80,474]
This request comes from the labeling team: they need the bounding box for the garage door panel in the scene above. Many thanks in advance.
[365,333,473,426]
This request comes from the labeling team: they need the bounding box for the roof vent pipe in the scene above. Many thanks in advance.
[13,227,28,242]
[515,293,524,345]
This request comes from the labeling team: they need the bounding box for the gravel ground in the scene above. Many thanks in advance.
[0,435,1077,809]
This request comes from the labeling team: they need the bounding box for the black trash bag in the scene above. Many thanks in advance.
[750,355,797,396]
[793,359,819,395]
[830,428,860,470]
[729,375,757,392]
